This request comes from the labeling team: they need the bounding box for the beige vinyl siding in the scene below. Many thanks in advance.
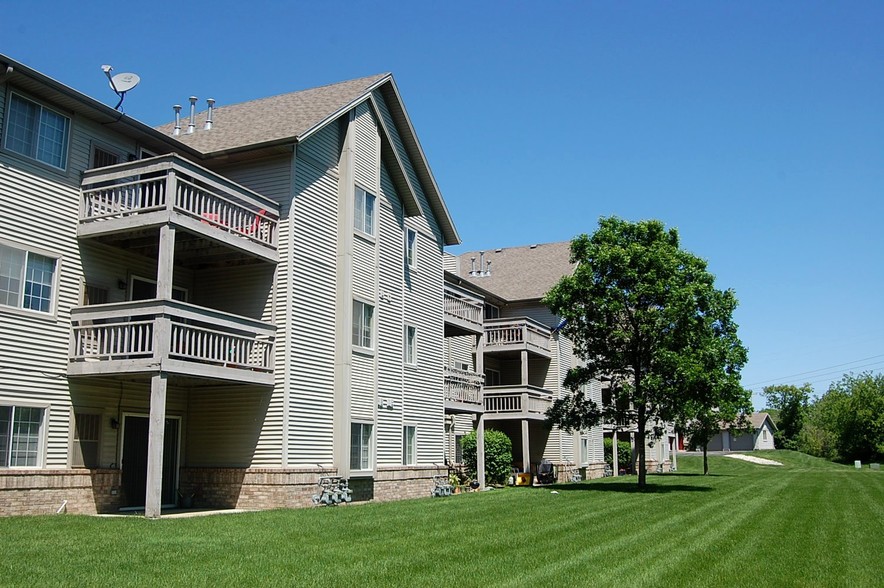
[503,302,559,328]
[287,130,340,467]
[194,264,274,322]
[213,154,293,204]
[544,335,572,462]
[372,91,442,242]
[67,379,189,469]
[185,386,273,467]
[375,166,404,465]
[353,102,380,192]
[442,253,459,274]
[402,218,444,465]
[444,336,475,370]
[351,354,376,421]
[352,236,376,299]
[298,118,340,174]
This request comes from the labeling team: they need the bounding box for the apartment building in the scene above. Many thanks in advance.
[443,243,608,482]
[0,54,458,517]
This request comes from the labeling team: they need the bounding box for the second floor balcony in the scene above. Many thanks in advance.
[484,317,552,359]
[444,367,484,413]
[68,299,275,386]
[483,385,553,420]
[79,154,279,265]
[443,284,483,337]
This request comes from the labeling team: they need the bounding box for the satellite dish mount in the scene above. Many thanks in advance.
[101,65,140,112]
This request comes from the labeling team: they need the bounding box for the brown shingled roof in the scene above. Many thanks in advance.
[456,241,575,301]
[155,73,391,155]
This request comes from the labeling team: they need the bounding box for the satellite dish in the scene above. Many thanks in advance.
[110,73,140,93]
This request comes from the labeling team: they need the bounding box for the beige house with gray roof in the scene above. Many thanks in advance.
[0,54,460,517]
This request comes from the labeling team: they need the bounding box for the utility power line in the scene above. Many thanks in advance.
[744,353,884,388]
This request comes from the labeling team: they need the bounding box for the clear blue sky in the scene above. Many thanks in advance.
[5,1,882,408]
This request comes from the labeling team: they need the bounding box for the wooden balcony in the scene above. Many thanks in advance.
[443,284,483,337]
[444,367,484,413]
[483,385,553,420]
[79,154,279,265]
[68,300,275,386]
[484,318,552,358]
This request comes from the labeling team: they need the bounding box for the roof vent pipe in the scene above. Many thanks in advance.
[485,260,491,276]
[204,98,215,130]
[187,96,197,134]
[470,257,476,276]
[478,252,485,277]
[172,105,182,136]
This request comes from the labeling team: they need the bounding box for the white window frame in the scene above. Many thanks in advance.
[403,424,416,466]
[352,299,374,350]
[580,437,590,465]
[454,433,465,464]
[350,421,373,472]
[2,91,71,171]
[484,368,501,387]
[404,324,417,366]
[0,239,60,316]
[0,402,48,468]
[484,303,500,320]
[354,186,376,237]
[405,228,417,270]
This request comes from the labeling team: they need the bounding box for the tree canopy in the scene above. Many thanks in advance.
[762,384,812,450]
[543,217,746,487]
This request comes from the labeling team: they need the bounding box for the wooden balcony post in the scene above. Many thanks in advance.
[521,349,528,386]
[612,428,619,477]
[672,432,678,471]
[164,169,177,214]
[476,414,485,490]
[144,372,168,519]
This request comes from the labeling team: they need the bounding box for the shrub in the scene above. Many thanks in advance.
[603,437,632,471]
[461,429,513,485]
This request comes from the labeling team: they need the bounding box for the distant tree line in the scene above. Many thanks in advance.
[763,372,883,464]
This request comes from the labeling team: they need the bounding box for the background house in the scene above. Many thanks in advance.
[706,412,777,451]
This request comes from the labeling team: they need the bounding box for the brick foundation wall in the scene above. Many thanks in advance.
[1,465,448,516]
[0,469,121,516]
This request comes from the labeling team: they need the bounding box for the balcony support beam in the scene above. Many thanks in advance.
[612,428,619,476]
[521,419,530,473]
[144,373,168,519]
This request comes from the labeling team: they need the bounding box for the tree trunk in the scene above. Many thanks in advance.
[637,403,647,487]
[703,443,709,475]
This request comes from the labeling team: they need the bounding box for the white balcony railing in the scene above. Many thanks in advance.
[80,154,278,251]
[69,300,275,382]
[444,367,484,406]
[484,318,551,355]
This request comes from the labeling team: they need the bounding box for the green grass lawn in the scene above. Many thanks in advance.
[1,451,881,587]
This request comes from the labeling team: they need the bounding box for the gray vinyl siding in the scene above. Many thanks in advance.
[352,236,376,299]
[287,127,341,467]
[351,354,376,421]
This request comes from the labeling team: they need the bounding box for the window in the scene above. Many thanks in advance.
[350,422,372,471]
[354,187,376,236]
[0,243,57,314]
[352,300,374,349]
[71,412,101,468]
[403,425,416,465]
[484,303,500,320]
[4,93,70,169]
[455,434,464,464]
[405,228,417,269]
[484,368,501,387]
[404,325,417,365]
[580,438,590,465]
[0,405,45,467]
[762,429,768,441]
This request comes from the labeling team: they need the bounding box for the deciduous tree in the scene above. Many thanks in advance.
[544,217,745,487]
[762,384,812,449]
